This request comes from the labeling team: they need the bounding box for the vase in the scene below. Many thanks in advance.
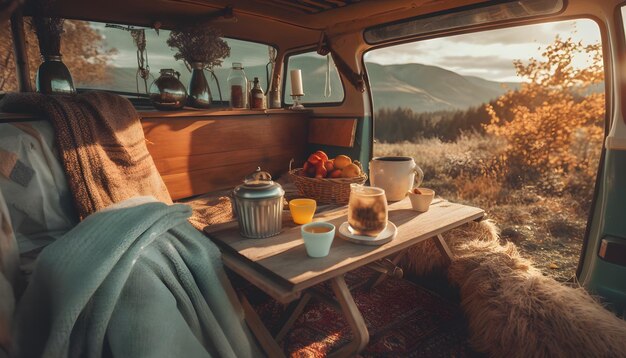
[35,55,76,95]
[187,62,212,108]
[149,69,187,110]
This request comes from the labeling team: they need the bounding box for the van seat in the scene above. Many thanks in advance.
[0,121,77,257]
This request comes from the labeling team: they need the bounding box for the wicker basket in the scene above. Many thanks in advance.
[288,163,367,205]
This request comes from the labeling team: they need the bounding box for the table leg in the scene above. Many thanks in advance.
[328,275,369,358]
[433,234,454,265]
[367,251,406,289]
[239,293,286,358]
[275,293,312,342]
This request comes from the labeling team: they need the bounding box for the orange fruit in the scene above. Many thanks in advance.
[341,163,361,178]
[334,155,352,169]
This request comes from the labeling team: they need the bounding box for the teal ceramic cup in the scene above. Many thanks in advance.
[301,222,336,258]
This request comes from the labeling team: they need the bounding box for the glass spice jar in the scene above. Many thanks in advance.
[227,62,248,109]
[250,77,265,109]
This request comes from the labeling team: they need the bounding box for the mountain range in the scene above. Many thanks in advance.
[87,56,519,113]
[366,62,518,112]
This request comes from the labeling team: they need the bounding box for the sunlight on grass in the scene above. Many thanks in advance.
[375,132,591,282]
[371,34,604,282]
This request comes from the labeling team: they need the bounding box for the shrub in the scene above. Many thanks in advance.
[484,36,604,194]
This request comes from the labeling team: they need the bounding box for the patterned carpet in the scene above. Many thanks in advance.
[236,267,481,357]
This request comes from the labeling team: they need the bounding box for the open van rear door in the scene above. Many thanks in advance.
[578,5,626,313]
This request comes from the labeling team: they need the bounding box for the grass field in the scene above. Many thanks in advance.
[375,134,593,282]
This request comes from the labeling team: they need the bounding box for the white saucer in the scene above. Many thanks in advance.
[338,221,398,246]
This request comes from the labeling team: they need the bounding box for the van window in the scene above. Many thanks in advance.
[365,19,604,281]
[0,19,112,93]
[0,20,273,101]
[284,51,344,105]
[84,22,273,101]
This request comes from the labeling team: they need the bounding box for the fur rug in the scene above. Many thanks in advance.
[403,220,626,357]
[401,220,499,276]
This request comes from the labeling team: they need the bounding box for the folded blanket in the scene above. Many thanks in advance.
[0,92,172,220]
[182,193,235,231]
[14,198,260,358]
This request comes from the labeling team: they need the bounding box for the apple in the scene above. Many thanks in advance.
[307,153,323,164]
[304,162,317,177]
[314,150,329,162]
[324,159,334,172]
[314,161,327,178]
[329,169,342,178]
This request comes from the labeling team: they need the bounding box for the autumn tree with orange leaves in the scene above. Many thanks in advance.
[485,36,604,192]
[0,19,115,92]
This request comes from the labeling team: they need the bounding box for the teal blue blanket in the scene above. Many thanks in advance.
[14,198,260,358]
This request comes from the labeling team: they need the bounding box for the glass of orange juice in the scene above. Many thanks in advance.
[289,198,317,225]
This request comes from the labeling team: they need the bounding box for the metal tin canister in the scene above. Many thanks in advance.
[233,169,285,239]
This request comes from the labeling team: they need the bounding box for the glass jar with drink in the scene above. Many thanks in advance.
[347,184,388,236]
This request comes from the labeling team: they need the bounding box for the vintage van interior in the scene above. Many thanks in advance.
[1,0,626,357]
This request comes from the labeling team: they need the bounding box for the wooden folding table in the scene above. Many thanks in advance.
[204,197,484,357]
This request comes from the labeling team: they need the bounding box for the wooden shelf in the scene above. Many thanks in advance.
[0,108,312,123]
[139,107,312,119]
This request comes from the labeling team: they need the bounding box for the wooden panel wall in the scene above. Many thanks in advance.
[308,118,357,147]
[141,112,310,200]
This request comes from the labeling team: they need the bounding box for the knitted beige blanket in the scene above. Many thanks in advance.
[181,193,235,231]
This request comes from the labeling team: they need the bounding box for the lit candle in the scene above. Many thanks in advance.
[290,69,304,96]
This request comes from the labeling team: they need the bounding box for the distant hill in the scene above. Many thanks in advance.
[89,57,519,113]
[366,62,518,112]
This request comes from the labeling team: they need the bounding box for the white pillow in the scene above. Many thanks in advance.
[0,121,77,254]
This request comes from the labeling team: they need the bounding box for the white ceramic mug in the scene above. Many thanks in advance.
[369,157,424,201]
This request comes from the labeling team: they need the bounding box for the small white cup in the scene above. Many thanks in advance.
[301,222,335,258]
[408,188,435,212]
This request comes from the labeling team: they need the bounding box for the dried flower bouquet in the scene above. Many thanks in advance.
[167,24,230,69]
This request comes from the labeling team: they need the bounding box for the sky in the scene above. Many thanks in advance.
[90,18,602,84]
[90,22,270,73]
[364,19,602,82]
